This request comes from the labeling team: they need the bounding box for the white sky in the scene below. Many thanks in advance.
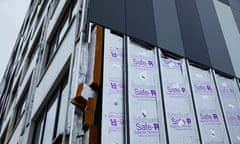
[0,0,30,81]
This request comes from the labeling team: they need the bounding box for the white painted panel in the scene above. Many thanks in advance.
[101,29,124,144]
[215,74,240,144]
[188,66,229,143]
[159,54,199,144]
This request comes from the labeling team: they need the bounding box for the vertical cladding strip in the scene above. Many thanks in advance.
[88,26,103,89]
[155,49,167,144]
[175,0,211,67]
[101,29,124,144]
[123,35,129,144]
[219,0,230,5]
[88,0,125,33]
[152,0,184,57]
[228,0,240,11]
[187,65,229,143]
[232,9,240,34]
[238,79,240,91]
[126,39,162,144]
[213,0,240,78]
[214,73,240,143]
[195,0,235,76]
[158,53,200,144]
[125,0,157,46]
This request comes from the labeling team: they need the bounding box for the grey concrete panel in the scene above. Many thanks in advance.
[214,0,240,78]
[218,0,230,5]
[196,0,235,76]
[229,0,240,11]
[125,0,157,45]
[152,0,184,56]
[88,0,125,33]
[232,9,240,33]
[175,0,211,67]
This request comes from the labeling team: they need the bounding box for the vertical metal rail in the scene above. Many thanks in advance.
[123,35,129,144]
[155,47,166,144]
[185,60,202,144]
[157,50,169,143]
[211,70,232,143]
[236,78,240,99]
[158,53,200,144]
[213,70,240,143]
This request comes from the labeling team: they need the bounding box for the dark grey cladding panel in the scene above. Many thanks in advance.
[125,0,157,45]
[152,0,184,56]
[232,9,240,33]
[229,0,240,11]
[196,0,235,76]
[88,0,125,33]
[175,0,211,67]
[218,0,230,5]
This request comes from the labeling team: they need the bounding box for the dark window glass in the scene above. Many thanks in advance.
[42,98,58,144]
[32,74,69,144]
[32,116,44,144]
[43,1,74,68]
[12,82,30,129]
[56,80,68,135]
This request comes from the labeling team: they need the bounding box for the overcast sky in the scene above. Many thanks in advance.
[0,0,30,81]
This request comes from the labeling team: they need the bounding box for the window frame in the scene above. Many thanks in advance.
[32,73,69,144]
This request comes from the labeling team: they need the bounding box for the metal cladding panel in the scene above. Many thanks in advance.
[232,9,240,33]
[196,0,235,76]
[101,30,124,144]
[152,0,184,56]
[214,74,240,143]
[175,0,211,67]
[229,0,240,11]
[214,0,240,78]
[159,55,200,144]
[125,0,157,45]
[188,66,229,143]
[88,0,125,33]
[218,0,230,5]
[126,39,163,144]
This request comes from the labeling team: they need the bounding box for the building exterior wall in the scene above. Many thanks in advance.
[0,0,240,144]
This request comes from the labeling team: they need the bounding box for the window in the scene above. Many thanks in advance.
[0,123,8,144]
[20,33,40,87]
[32,116,44,144]
[38,0,48,19]
[5,78,19,114]
[32,74,70,144]
[42,98,58,144]
[49,0,60,19]
[12,81,30,129]
[43,1,76,69]
[0,73,15,121]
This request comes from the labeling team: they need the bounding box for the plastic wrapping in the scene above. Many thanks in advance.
[214,74,240,144]
[188,66,229,144]
[159,55,199,144]
[101,29,124,144]
[126,39,163,144]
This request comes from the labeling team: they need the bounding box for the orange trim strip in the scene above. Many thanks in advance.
[90,26,103,90]
[83,98,97,129]
[71,83,87,110]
